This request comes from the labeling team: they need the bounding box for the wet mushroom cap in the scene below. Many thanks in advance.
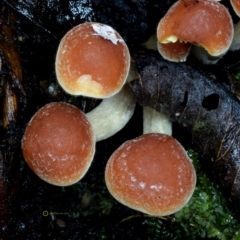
[105,133,196,216]
[230,0,240,17]
[21,102,95,186]
[55,22,130,98]
[157,0,234,57]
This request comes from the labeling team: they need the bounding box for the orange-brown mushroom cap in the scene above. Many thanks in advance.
[230,0,240,17]
[55,22,130,98]
[157,0,234,59]
[157,41,191,62]
[21,102,95,186]
[105,133,196,216]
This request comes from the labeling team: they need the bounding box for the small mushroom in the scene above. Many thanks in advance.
[55,22,135,142]
[55,22,130,98]
[156,0,234,63]
[21,102,95,186]
[105,133,196,216]
[105,98,195,216]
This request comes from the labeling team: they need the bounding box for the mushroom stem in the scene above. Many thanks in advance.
[126,62,139,83]
[230,21,240,51]
[191,45,221,64]
[143,106,172,135]
[86,84,136,142]
[142,34,158,51]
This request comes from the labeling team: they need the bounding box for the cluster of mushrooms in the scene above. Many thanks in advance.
[156,0,240,63]
[21,0,240,217]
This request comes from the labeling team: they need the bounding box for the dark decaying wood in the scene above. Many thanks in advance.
[0,5,25,237]
[3,0,177,51]
[129,49,240,210]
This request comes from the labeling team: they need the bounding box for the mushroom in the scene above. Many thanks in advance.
[55,21,130,98]
[156,0,234,63]
[21,102,95,186]
[55,22,135,142]
[105,99,195,216]
[105,133,196,216]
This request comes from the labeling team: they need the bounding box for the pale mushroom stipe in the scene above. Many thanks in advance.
[156,0,234,63]
[105,133,196,216]
[230,21,240,51]
[143,106,172,136]
[86,85,136,142]
[21,102,95,186]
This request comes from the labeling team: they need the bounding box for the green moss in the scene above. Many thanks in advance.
[69,179,116,218]
[192,120,207,133]
[233,71,240,81]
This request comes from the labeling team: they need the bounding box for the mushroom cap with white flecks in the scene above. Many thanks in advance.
[105,133,196,216]
[55,22,130,98]
[21,102,95,186]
